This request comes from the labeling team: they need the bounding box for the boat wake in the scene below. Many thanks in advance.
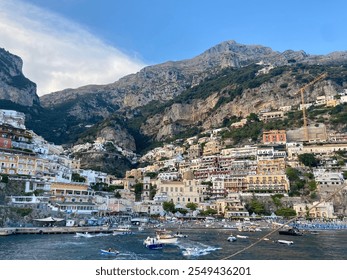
[178,241,221,257]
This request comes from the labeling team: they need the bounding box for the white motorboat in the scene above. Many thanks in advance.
[227,235,237,242]
[277,239,294,245]
[143,236,163,250]
[0,229,15,236]
[174,231,188,238]
[113,225,133,235]
[156,229,178,244]
[75,232,93,238]
[236,234,249,239]
[100,249,119,256]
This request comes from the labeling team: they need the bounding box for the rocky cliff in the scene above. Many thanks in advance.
[0,48,39,106]
[2,41,347,174]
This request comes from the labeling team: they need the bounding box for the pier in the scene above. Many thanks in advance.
[0,226,113,236]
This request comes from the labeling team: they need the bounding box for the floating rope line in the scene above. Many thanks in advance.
[221,183,347,260]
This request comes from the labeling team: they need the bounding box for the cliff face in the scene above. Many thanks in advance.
[2,41,347,174]
[0,48,39,106]
[37,41,347,143]
[39,41,310,115]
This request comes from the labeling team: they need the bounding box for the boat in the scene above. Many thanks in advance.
[227,235,237,242]
[143,236,164,250]
[156,229,178,244]
[75,232,93,238]
[0,229,15,236]
[138,226,144,231]
[174,231,188,238]
[277,239,294,245]
[113,225,133,235]
[236,234,249,239]
[278,227,303,236]
[100,249,119,256]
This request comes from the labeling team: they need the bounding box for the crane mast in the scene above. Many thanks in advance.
[297,73,327,141]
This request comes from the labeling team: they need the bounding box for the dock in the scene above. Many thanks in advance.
[0,226,113,236]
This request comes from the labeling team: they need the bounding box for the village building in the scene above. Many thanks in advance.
[293,201,335,219]
[155,171,206,205]
[259,111,284,122]
[48,182,97,215]
[215,194,249,218]
[244,174,290,194]
[257,158,286,175]
[262,130,287,145]
[203,140,222,156]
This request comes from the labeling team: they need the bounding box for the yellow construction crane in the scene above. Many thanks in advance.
[296,72,327,141]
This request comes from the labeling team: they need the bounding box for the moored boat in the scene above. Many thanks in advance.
[227,235,237,242]
[100,249,119,256]
[279,227,303,236]
[156,229,178,244]
[113,225,133,235]
[236,234,249,239]
[174,231,188,238]
[277,239,294,245]
[0,229,15,236]
[143,236,164,250]
[75,232,93,238]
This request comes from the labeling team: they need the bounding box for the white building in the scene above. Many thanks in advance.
[0,110,26,129]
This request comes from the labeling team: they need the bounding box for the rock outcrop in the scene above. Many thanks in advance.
[0,48,39,106]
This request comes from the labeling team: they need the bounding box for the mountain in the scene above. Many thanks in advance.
[35,41,312,144]
[0,48,39,106]
[2,40,347,175]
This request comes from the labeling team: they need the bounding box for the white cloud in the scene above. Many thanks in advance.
[0,0,145,96]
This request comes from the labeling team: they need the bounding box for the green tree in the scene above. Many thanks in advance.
[308,180,317,192]
[275,207,297,218]
[298,153,318,167]
[71,173,86,183]
[247,113,260,122]
[163,201,175,213]
[149,184,157,200]
[246,199,267,215]
[1,174,9,183]
[133,183,143,201]
[200,208,218,216]
[286,167,301,182]
[186,202,198,211]
[271,194,284,208]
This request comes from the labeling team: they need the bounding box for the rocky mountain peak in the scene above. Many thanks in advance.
[0,48,39,106]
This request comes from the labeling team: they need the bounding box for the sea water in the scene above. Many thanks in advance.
[0,228,346,260]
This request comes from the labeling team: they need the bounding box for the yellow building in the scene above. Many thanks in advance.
[215,194,249,218]
[257,158,286,175]
[293,202,335,219]
[203,140,221,156]
[156,178,206,205]
[50,182,93,203]
[326,99,338,107]
[0,151,49,176]
[125,168,143,179]
[244,174,290,193]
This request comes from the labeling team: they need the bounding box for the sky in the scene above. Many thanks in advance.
[0,0,346,96]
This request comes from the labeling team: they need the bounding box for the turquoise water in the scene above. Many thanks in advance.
[0,228,346,260]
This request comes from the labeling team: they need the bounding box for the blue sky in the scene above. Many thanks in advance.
[1,0,346,95]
